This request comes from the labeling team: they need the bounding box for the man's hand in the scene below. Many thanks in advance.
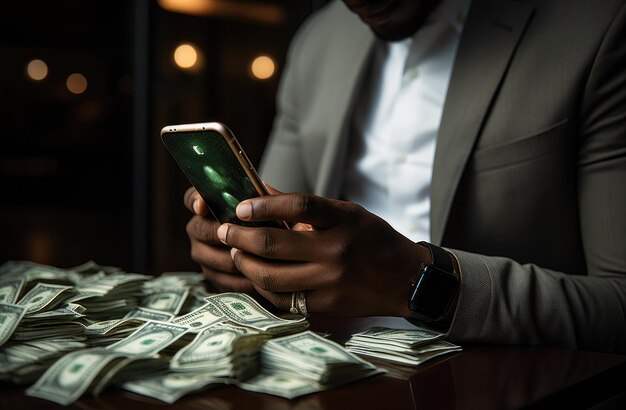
[183,187,255,293]
[217,192,429,317]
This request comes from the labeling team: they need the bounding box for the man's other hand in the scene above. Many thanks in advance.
[183,187,255,293]
[217,192,428,317]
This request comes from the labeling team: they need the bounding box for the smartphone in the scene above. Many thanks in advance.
[161,122,287,228]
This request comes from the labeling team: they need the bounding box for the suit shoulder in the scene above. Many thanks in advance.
[286,0,370,59]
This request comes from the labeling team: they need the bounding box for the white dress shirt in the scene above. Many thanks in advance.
[341,0,469,242]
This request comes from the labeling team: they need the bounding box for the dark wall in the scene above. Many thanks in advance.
[0,0,325,273]
[0,1,134,269]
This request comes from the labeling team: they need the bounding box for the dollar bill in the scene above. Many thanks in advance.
[124,307,175,322]
[90,355,169,395]
[122,372,223,404]
[261,331,383,385]
[26,348,124,405]
[346,337,457,354]
[77,272,151,289]
[68,260,123,275]
[66,289,102,303]
[269,330,371,364]
[238,372,320,399]
[172,325,253,366]
[0,279,26,304]
[141,287,190,315]
[17,283,75,315]
[106,321,189,356]
[206,293,307,334]
[345,340,462,366]
[0,260,27,276]
[171,324,268,378]
[0,303,27,346]
[84,319,144,337]
[27,320,189,404]
[1,337,89,384]
[69,273,151,320]
[11,323,87,341]
[347,326,445,348]
[12,302,88,342]
[184,287,217,313]
[0,260,73,284]
[344,326,461,366]
[146,272,205,289]
[160,271,206,281]
[170,302,224,332]
[24,303,85,321]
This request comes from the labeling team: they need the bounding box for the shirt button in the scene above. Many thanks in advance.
[396,153,407,163]
[406,67,419,80]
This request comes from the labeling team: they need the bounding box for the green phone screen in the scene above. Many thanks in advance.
[163,130,272,226]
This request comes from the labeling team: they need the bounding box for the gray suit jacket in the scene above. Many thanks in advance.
[260,0,626,353]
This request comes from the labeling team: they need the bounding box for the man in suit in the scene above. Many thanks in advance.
[184,0,626,353]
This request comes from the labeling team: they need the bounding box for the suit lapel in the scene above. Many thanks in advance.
[316,18,375,197]
[430,0,535,245]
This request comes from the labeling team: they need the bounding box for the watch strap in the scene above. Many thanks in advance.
[418,241,453,273]
[407,242,459,328]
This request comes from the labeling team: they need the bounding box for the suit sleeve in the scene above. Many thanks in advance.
[446,3,626,353]
[258,15,317,193]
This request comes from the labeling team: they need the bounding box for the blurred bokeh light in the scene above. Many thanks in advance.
[158,0,286,24]
[250,55,275,80]
[173,43,199,69]
[26,59,48,81]
[66,73,88,94]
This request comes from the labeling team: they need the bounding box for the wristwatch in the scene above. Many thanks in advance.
[408,241,460,324]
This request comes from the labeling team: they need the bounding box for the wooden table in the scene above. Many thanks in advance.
[2,316,625,410]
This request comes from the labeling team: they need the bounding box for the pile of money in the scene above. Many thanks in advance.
[26,320,191,404]
[122,372,222,404]
[13,301,88,341]
[345,327,462,365]
[22,291,312,405]
[71,272,153,320]
[143,271,210,314]
[205,292,309,336]
[0,336,87,384]
[118,295,316,403]
[0,260,82,285]
[238,331,384,399]
[170,323,270,378]
[2,260,336,404]
[4,260,465,405]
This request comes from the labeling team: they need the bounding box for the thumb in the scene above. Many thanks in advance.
[184,187,209,216]
[261,182,313,230]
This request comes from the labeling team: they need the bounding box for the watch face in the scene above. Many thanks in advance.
[409,265,458,319]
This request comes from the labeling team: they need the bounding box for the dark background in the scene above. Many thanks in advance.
[0,0,328,274]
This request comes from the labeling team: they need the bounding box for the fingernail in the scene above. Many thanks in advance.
[217,224,228,245]
[237,201,252,220]
[230,247,238,258]
[193,199,201,215]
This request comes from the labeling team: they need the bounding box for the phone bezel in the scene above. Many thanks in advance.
[160,122,288,228]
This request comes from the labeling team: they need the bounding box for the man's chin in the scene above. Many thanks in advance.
[351,0,440,42]
[369,21,420,41]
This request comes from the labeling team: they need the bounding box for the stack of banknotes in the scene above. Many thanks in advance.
[240,331,384,399]
[345,327,462,366]
[0,260,395,405]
